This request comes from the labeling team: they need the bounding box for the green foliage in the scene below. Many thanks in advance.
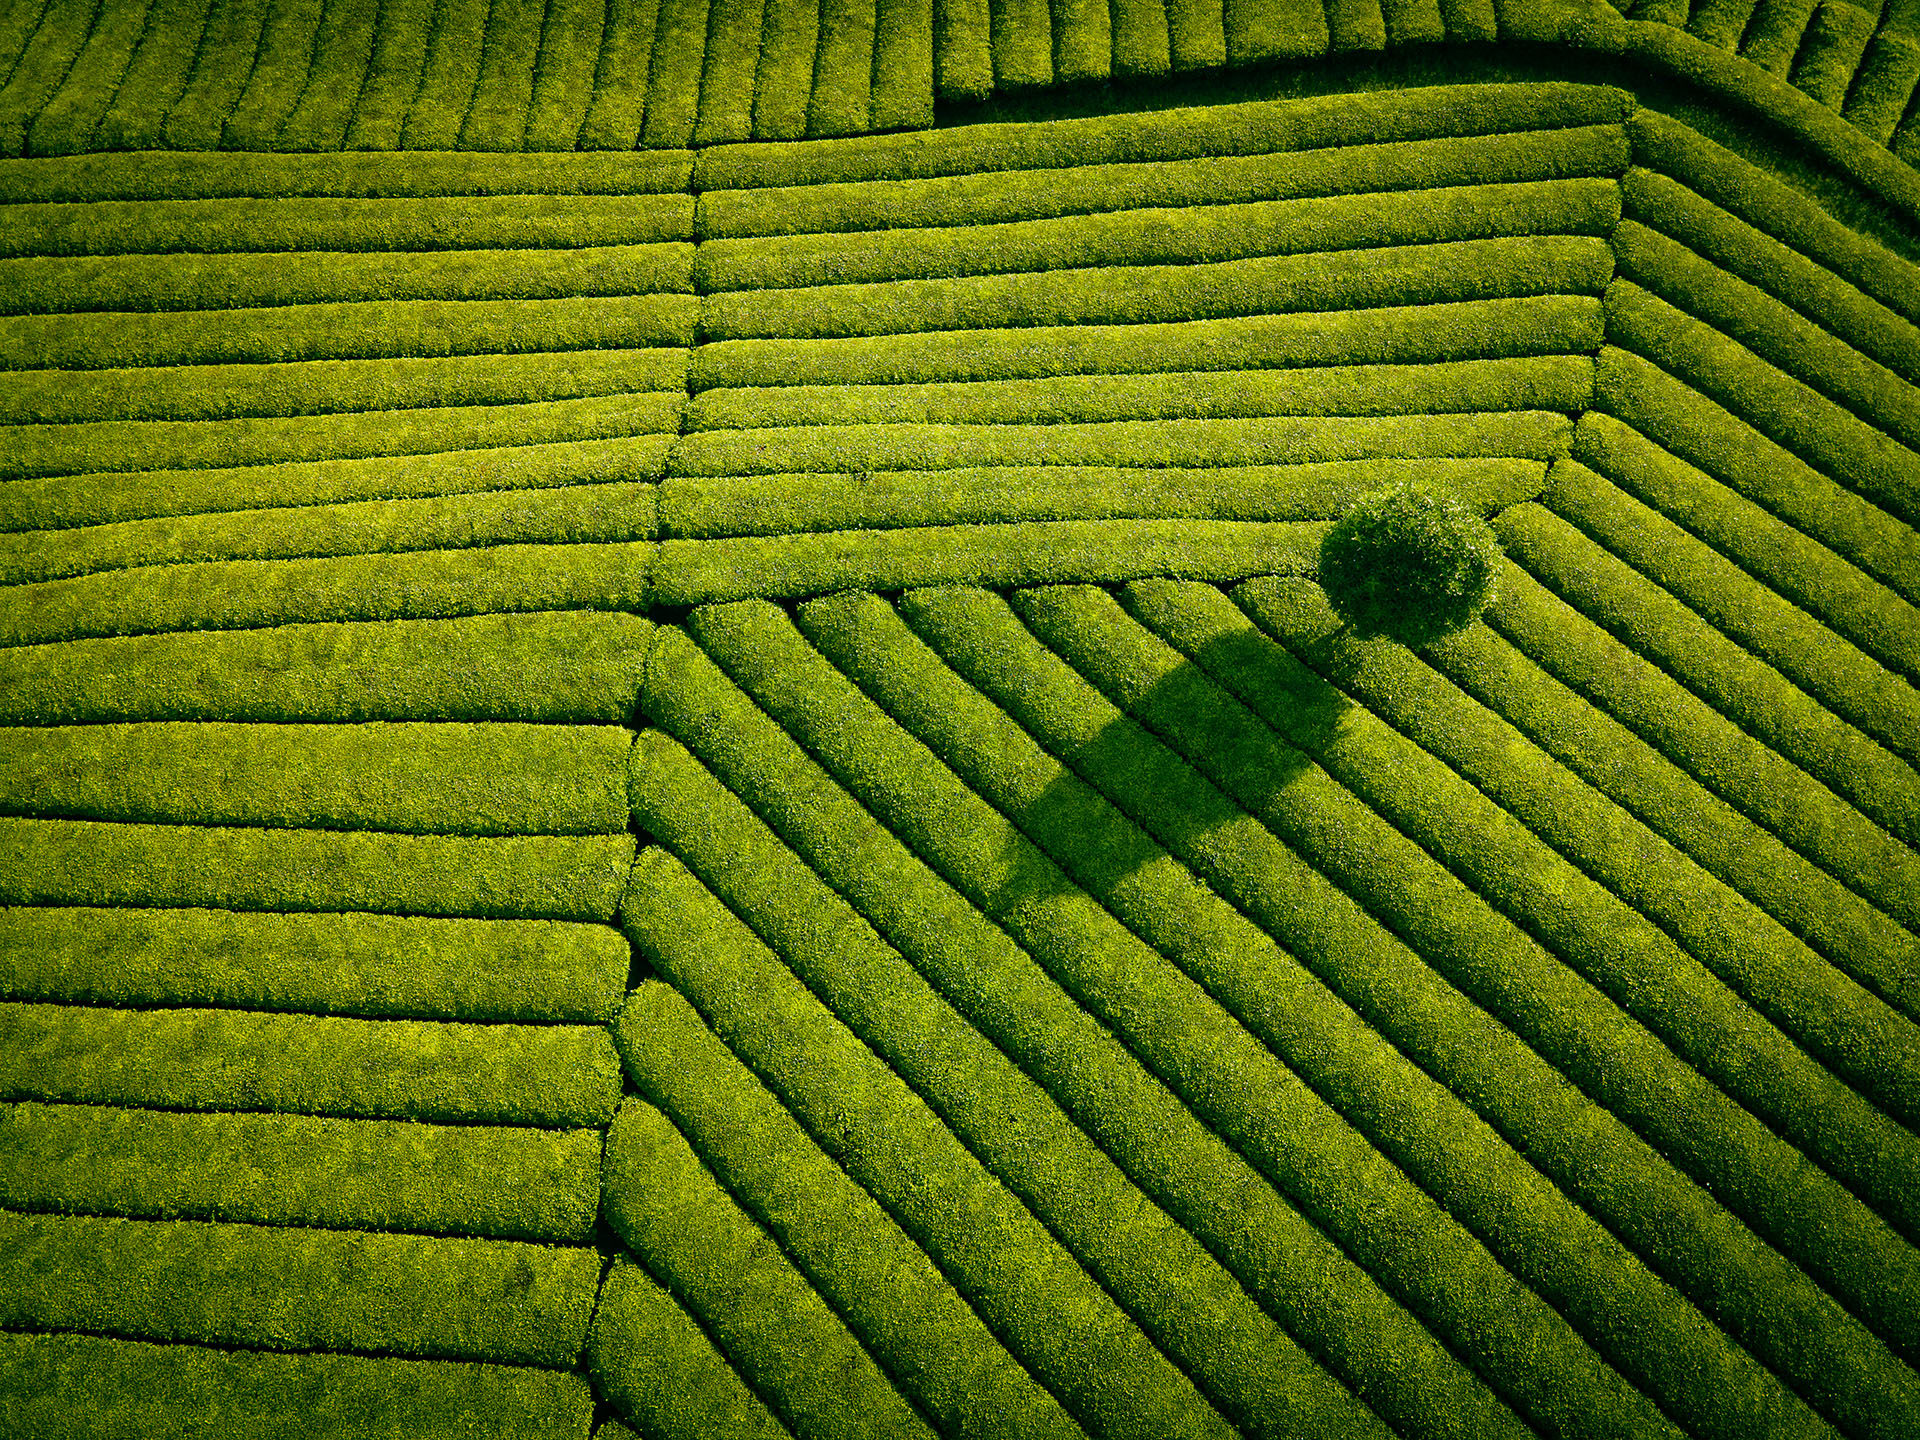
[0,610,655,725]
[689,0,763,146]
[869,0,934,129]
[398,0,489,149]
[217,0,326,150]
[0,906,630,1022]
[0,0,94,156]
[1110,0,1171,74]
[22,0,150,156]
[0,1102,603,1242]
[0,817,635,919]
[271,0,381,152]
[749,0,817,138]
[0,1209,598,1364]
[0,721,633,834]
[158,0,273,151]
[1315,481,1502,643]
[572,0,660,150]
[988,0,1051,88]
[89,0,213,152]
[0,1331,594,1440]
[588,1256,792,1440]
[600,1084,938,1440]
[0,1001,622,1125]
[806,0,875,136]
[457,0,545,150]
[640,0,708,147]
[521,0,605,150]
[340,0,436,149]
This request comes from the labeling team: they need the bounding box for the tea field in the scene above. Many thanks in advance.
[0,0,1917,1436]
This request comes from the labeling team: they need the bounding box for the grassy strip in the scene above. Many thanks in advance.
[0,0,98,156]
[1571,412,1920,717]
[930,578,1895,1438]
[272,0,382,152]
[339,0,436,148]
[0,390,684,479]
[573,0,660,149]
[869,0,934,128]
[22,0,150,156]
[0,481,658,584]
[806,0,874,135]
[457,0,545,150]
[617,840,1228,1440]
[0,1102,603,1243]
[637,646,1383,1440]
[613,859,1090,1440]
[89,0,213,151]
[689,0,762,145]
[694,177,1619,290]
[0,818,634,921]
[1505,496,1920,845]
[0,906,630,1023]
[654,521,1318,604]
[0,294,699,369]
[1,435,674,533]
[0,1210,597,1365]
[1620,168,1920,389]
[773,592,1662,1440]
[700,237,1612,339]
[750,0,818,138]
[0,722,632,836]
[1607,280,1920,527]
[1614,221,1920,455]
[1,193,692,259]
[159,0,272,151]
[669,414,1572,474]
[655,607,1524,1440]
[660,458,1544,536]
[1485,545,1920,936]
[690,294,1603,388]
[684,359,1594,430]
[521,0,604,150]
[589,1256,793,1440]
[1626,109,1920,327]
[697,127,1627,239]
[601,1090,940,1440]
[0,1331,593,1440]
[1591,347,1919,604]
[397,0,489,149]
[0,1002,622,1126]
[0,539,655,647]
[0,610,655,725]
[696,82,1630,188]
[217,0,325,149]
[640,0,709,147]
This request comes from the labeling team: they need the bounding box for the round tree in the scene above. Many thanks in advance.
[1317,482,1503,645]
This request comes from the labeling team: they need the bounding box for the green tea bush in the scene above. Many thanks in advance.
[339,0,437,148]
[0,0,92,156]
[0,906,630,1022]
[570,0,658,151]
[20,0,149,156]
[931,0,992,99]
[271,0,381,151]
[688,0,762,145]
[640,0,709,147]
[0,1331,593,1440]
[158,0,271,151]
[457,0,545,150]
[1111,0,1172,73]
[399,0,490,149]
[0,1002,622,1126]
[0,1210,597,1364]
[0,1102,603,1241]
[868,0,934,129]
[1315,481,1502,644]
[987,0,1052,88]
[599,1085,938,1440]
[521,0,605,150]
[805,0,874,136]
[588,1257,791,1440]
[216,0,327,151]
[89,0,211,153]
[750,0,818,139]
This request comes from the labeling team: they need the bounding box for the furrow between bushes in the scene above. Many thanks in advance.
[0,1001,620,1126]
[0,1102,603,1242]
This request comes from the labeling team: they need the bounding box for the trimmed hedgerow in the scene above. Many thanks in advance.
[987,0,1051,88]
[0,1331,594,1440]
[88,0,213,151]
[696,126,1626,238]
[217,0,327,150]
[0,435,672,534]
[271,0,382,152]
[573,0,660,150]
[1591,347,1919,604]
[3,390,682,479]
[0,0,50,88]
[0,905,631,1023]
[521,0,604,150]
[690,0,763,145]
[0,609,655,725]
[615,828,1231,1440]
[21,0,151,156]
[1110,0,1170,74]
[0,1002,622,1126]
[933,0,993,98]
[0,1102,603,1243]
[694,177,1619,291]
[159,0,273,150]
[457,0,546,151]
[613,855,1088,1440]
[660,459,1544,537]
[0,722,632,836]
[685,359,1594,430]
[1,482,658,585]
[761,597,1678,1440]
[0,818,635,921]
[632,664,1379,1440]
[1,192,693,258]
[1050,0,1109,79]
[1316,481,1503,644]
[1845,31,1920,145]
[0,539,655,647]
[0,1210,597,1365]
[1227,0,1328,59]
[653,520,1317,604]
[588,1256,794,1440]
[1571,411,1920,697]
[808,0,876,137]
[750,0,819,139]
[1504,498,1920,846]
[934,578,1900,1440]
[640,0,710,147]
[690,295,1602,389]
[0,0,98,157]
[398,0,491,149]
[1620,167,1920,388]
[1485,544,1920,937]
[339,0,436,148]
[0,241,693,315]
[600,1088,940,1440]
[869,0,934,129]
[699,236,1612,340]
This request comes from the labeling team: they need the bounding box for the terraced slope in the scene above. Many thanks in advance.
[0,56,1917,1440]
